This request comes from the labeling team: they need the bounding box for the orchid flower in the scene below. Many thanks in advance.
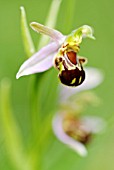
[52,68,106,157]
[16,22,95,87]
[52,113,105,157]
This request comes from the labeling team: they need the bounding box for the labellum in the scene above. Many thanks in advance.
[54,44,87,87]
[63,115,91,144]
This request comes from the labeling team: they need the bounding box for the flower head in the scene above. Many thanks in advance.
[52,112,105,157]
[16,22,95,87]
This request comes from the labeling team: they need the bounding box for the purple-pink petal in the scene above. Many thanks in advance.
[81,116,106,134]
[30,22,65,43]
[16,42,59,79]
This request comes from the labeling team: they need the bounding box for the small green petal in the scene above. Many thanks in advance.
[66,25,95,45]
[80,25,95,39]
[20,6,35,58]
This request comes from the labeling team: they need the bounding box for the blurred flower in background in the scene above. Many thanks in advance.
[53,67,106,156]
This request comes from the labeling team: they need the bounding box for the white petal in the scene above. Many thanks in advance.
[81,116,106,134]
[59,67,104,102]
[81,67,104,90]
[16,42,59,79]
[30,22,65,43]
[52,113,87,157]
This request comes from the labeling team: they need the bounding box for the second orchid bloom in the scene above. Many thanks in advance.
[16,22,95,87]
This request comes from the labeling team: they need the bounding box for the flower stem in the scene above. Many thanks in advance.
[64,0,77,33]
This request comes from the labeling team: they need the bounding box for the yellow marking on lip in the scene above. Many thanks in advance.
[70,78,76,84]
[78,76,82,84]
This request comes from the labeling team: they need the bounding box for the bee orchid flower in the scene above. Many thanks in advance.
[16,22,95,87]
[52,112,105,157]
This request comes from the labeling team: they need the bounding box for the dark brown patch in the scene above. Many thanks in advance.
[79,133,92,145]
[67,51,77,65]
[54,57,63,70]
[63,116,92,144]
[59,67,85,87]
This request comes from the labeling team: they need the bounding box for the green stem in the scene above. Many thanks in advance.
[28,73,45,170]
[0,78,33,170]
[64,0,77,33]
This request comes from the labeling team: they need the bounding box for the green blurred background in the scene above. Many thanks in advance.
[0,0,114,169]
